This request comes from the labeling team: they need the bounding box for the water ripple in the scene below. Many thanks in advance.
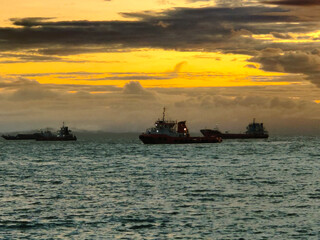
[0,136,319,239]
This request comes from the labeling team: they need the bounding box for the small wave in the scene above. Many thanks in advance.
[129,224,154,230]
[308,193,320,199]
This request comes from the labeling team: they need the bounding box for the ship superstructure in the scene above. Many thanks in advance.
[246,119,268,135]
[144,108,189,138]
[37,123,77,141]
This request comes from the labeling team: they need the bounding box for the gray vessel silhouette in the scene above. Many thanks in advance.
[36,123,77,141]
[200,119,269,139]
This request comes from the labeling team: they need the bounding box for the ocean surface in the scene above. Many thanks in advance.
[0,135,319,239]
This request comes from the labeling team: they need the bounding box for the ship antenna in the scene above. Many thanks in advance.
[163,107,166,121]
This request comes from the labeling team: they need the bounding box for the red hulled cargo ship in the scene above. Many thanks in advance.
[139,108,222,144]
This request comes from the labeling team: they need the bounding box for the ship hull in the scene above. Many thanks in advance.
[2,134,41,140]
[139,134,222,144]
[221,133,268,139]
[200,129,268,139]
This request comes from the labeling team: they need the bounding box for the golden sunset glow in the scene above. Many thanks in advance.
[1,49,290,88]
[0,0,319,133]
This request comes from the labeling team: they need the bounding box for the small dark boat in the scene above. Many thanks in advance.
[36,123,77,141]
[139,108,222,144]
[200,119,269,139]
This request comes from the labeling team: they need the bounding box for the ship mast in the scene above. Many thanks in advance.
[163,107,166,121]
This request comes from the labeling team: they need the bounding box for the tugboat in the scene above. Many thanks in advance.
[200,119,269,139]
[139,108,222,144]
[36,123,77,141]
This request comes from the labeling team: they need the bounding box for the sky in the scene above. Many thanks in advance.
[0,0,320,135]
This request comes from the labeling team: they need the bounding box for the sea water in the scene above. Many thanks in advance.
[0,135,319,239]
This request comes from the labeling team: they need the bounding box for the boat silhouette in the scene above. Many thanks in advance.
[200,119,269,139]
[139,108,222,144]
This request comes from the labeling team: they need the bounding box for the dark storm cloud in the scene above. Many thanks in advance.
[0,6,313,58]
[0,52,87,63]
[1,5,320,86]
[37,47,130,56]
[10,17,54,27]
[250,48,320,86]
[186,0,248,7]
[0,6,299,54]
[264,0,320,6]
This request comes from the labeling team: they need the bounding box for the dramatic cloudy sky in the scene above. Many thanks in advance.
[0,0,320,134]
